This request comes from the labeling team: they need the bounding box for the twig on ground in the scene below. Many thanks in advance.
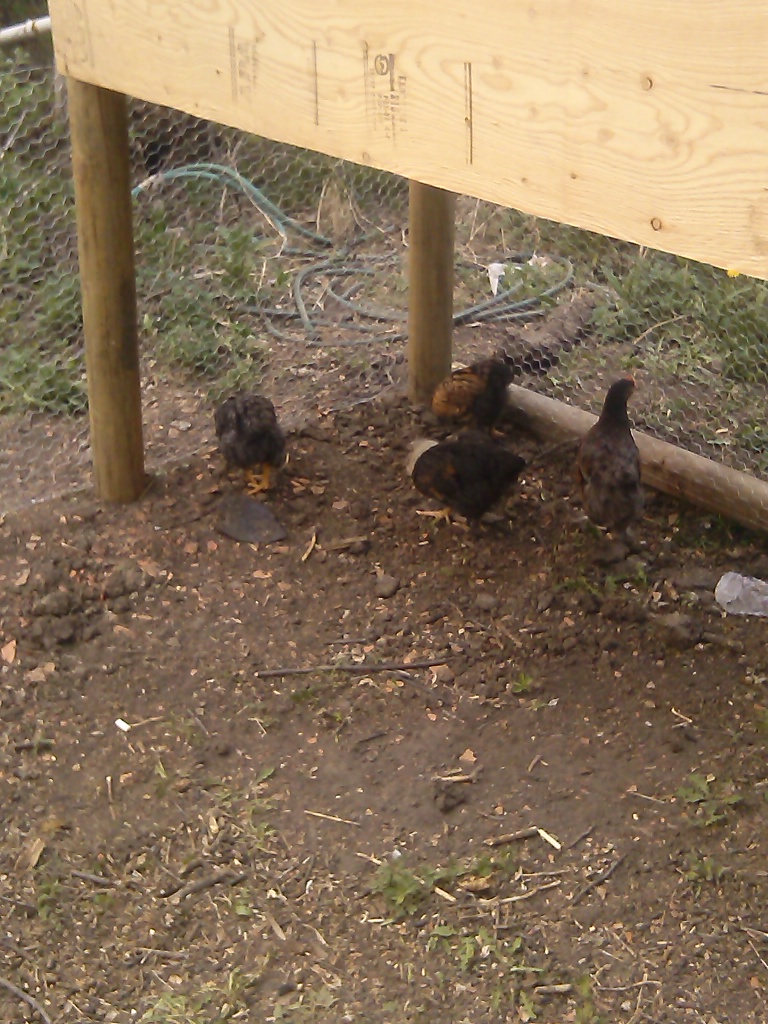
[71,870,114,888]
[485,826,561,849]
[565,824,594,849]
[305,809,360,826]
[0,976,53,1024]
[480,879,561,906]
[534,983,573,995]
[352,730,387,747]
[158,869,246,900]
[485,827,539,846]
[571,853,626,906]
[626,789,669,804]
[254,657,450,678]
[323,535,368,551]
[301,528,317,562]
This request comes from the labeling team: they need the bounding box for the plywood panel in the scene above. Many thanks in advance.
[48,0,768,278]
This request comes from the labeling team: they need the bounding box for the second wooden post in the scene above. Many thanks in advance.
[407,181,456,405]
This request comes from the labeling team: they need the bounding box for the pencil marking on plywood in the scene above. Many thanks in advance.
[364,49,407,143]
[228,27,261,105]
[464,62,474,164]
[312,41,320,125]
[710,83,768,97]
[62,0,93,70]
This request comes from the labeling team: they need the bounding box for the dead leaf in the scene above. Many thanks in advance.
[458,875,494,893]
[459,748,477,764]
[19,836,47,871]
[137,559,163,577]
[15,568,30,587]
[1,639,16,664]
[25,663,55,685]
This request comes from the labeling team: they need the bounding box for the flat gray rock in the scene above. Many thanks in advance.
[218,495,287,545]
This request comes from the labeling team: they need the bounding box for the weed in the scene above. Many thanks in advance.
[684,854,726,894]
[36,876,60,920]
[372,860,433,918]
[510,672,534,694]
[274,984,337,1022]
[676,772,742,826]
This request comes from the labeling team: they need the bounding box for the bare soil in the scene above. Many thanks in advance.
[1,385,768,1024]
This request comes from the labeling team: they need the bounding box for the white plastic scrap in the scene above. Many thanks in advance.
[487,262,506,297]
[714,571,768,617]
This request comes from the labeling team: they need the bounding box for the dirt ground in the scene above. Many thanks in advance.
[1,382,768,1024]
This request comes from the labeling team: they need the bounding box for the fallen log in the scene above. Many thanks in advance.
[507,384,768,535]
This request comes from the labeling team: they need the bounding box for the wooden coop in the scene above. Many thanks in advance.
[47,0,768,529]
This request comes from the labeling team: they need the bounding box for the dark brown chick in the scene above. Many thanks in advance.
[406,430,527,522]
[214,392,286,494]
[576,377,643,542]
[431,356,515,431]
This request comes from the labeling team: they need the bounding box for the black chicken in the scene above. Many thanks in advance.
[406,430,527,521]
[576,376,643,542]
[214,392,286,494]
[431,355,516,432]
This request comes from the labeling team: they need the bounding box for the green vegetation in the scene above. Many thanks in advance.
[676,772,742,826]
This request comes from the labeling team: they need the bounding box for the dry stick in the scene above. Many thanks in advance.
[71,870,114,888]
[484,827,539,847]
[0,976,53,1024]
[534,983,574,996]
[480,880,561,906]
[571,853,626,906]
[158,869,246,900]
[253,658,449,679]
[305,809,360,826]
[565,824,595,850]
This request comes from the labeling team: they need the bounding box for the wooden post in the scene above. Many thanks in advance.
[407,181,455,405]
[507,384,768,535]
[68,77,145,502]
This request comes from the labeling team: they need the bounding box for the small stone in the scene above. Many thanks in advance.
[536,590,556,613]
[431,664,455,685]
[651,612,701,650]
[32,591,75,617]
[594,540,630,566]
[375,574,400,599]
[433,779,466,813]
[347,539,369,555]
[51,618,76,645]
[475,592,499,612]
[670,568,720,591]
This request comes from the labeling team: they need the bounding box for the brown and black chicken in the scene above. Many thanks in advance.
[214,392,286,494]
[406,430,527,522]
[431,355,516,432]
[576,376,643,544]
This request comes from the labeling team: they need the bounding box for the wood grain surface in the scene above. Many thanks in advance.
[49,0,768,277]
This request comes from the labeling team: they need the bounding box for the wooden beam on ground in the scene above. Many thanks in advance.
[407,181,455,405]
[507,384,768,535]
[68,78,145,502]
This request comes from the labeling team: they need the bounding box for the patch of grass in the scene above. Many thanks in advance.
[35,875,60,920]
[684,854,726,895]
[138,969,262,1023]
[676,772,742,826]
[273,984,337,1022]
[510,671,534,694]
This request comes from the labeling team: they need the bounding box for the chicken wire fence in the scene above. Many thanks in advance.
[2,46,768,518]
